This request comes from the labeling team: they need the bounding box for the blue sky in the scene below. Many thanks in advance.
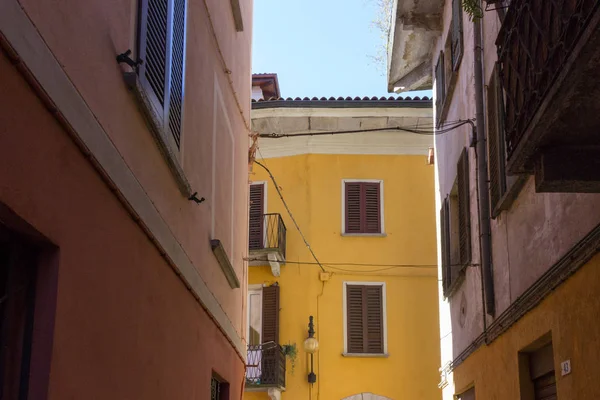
[252,0,431,99]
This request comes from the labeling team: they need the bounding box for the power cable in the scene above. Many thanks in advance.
[244,258,437,268]
[258,120,473,139]
[253,160,326,272]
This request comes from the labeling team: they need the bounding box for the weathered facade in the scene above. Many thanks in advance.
[389,1,600,399]
[244,80,441,400]
[0,0,252,398]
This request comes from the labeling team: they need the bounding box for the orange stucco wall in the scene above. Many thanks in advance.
[452,253,600,399]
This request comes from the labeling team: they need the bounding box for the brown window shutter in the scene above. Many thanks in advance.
[261,284,279,344]
[249,184,264,250]
[363,183,381,234]
[440,198,451,295]
[365,286,384,354]
[345,182,362,233]
[435,52,446,123]
[138,0,169,113]
[166,0,186,148]
[451,0,464,71]
[457,148,472,266]
[346,285,384,354]
[346,285,364,353]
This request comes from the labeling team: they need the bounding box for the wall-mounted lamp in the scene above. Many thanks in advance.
[303,316,319,384]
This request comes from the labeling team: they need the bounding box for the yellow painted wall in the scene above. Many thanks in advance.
[451,252,600,399]
[245,154,441,400]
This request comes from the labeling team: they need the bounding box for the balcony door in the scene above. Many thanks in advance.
[246,287,263,383]
[249,183,265,250]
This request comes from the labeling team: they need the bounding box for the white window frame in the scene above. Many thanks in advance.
[340,179,385,236]
[342,281,388,357]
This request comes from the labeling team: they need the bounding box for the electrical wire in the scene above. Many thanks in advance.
[253,160,326,272]
[258,120,473,139]
[244,258,437,268]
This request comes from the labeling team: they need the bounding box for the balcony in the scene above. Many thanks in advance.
[497,0,600,192]
[249,213,286,276]
[246,343,286,392]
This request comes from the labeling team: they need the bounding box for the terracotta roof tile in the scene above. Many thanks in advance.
[251,95,432,109]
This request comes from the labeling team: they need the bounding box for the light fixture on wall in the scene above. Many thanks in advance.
[303,316,319,384]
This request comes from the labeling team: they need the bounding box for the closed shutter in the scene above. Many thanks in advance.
[249,184,264,250]
[435,52,446,122]
[167,0,186,148]
[364,183,381,234]
[261,284,280,344]
[346,285,384,354]
[451,0,464,71]
[138,0,186,148]
[344,182,381,234]
[488,64,508,216]
[346,285,364,353]
[457,148,472,266]
[440,198,451,295]
[345,183,362,233]
[533,373,557,400]
[365,286,383,354]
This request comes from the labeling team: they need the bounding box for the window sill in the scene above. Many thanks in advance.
[123,71,192,197]
[341,233,387,237]
[342,352,389,358]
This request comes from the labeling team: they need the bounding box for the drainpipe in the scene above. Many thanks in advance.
[473,1,496,316]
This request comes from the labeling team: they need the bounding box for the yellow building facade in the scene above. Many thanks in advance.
[244,95,441,400]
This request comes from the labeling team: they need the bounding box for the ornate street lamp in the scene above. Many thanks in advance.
[303,316,319,384]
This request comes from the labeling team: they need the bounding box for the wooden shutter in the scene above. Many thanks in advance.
[345,182,362,233]
[451,0,464,71]
[435,52,446,122]
[167,0,186,148]
[249,184,264,250]
[261,284,279,344]
[346,285,364,353]
[364,183,381,234]
[488,64,508,217]
[365,286,384,354]
[138,0,186,148]
[457,149,472,266]
[346,285,384,354]
[344,182,381,234]
[440,198,452,295]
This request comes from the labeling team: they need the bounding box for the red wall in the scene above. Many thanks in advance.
[0,1,249,396]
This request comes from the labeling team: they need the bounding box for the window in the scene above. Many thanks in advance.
[441,148,471,296]
[249,183,266,250]
[344,283,386,355]
[343,181,383,235]
[246,285,280,386]
[211,375,230,400]
[519,341,557,400]
[137,0,187,150]
[487,64,524,217]
[450,0,464,71]
[435,0,462,126]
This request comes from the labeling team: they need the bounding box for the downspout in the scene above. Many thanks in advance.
[473,1,496,316]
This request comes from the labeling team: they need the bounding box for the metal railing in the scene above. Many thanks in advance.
[497,0,599,158]
[245,343,286,389]
[248,213,286,259]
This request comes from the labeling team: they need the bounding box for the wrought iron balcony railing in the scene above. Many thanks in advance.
[246,343,286,389]
[497,0,599,160]
[249,213,286,259]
